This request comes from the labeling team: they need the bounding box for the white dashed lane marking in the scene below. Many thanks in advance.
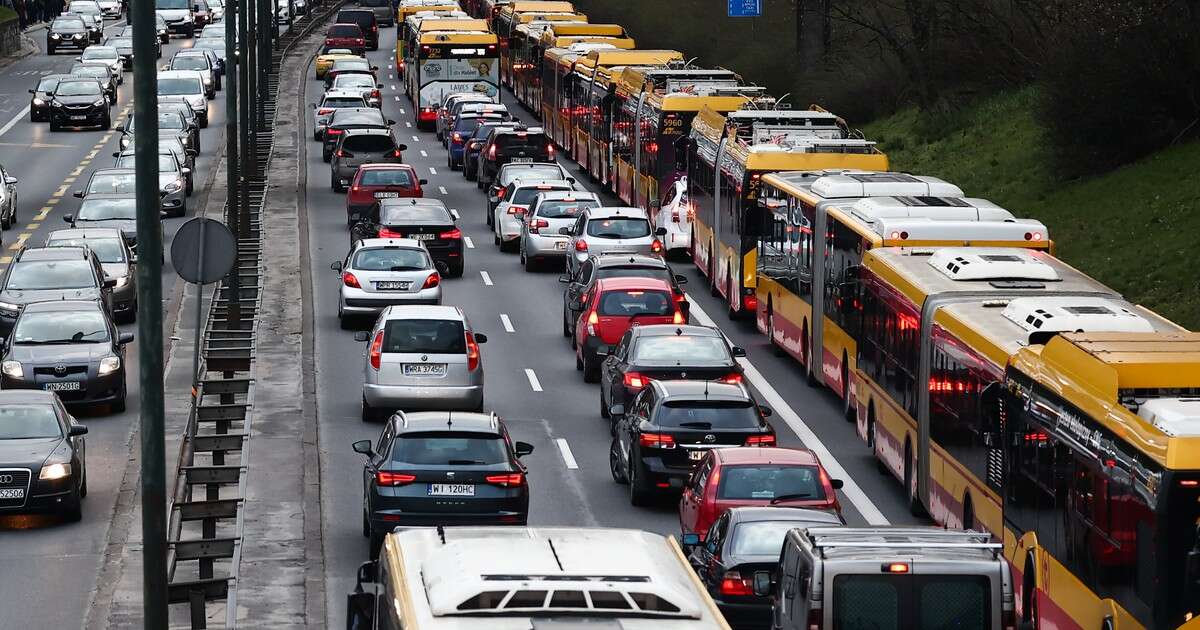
[500,313,514,333]
[524,369,543,392]
[556,439,579,469]
[480,270,493,286]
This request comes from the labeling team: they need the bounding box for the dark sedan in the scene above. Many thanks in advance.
[47,78,111,131]
[352,411,534,556]
[105,36,137,69]
[29,74,71,122]
[0,301,132,412]
[351,198,464,277]
[65,194,163,257]
[0,391,88,521]
[47,15,91,54]
[0,246,113,342]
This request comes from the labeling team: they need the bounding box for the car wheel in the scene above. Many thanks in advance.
[583,356,600,383]
[63,488,83,522]
[609,439,627,484]
[628,460,652,507]
[465,167,476,182]
[368,530,384,558]
[112,391,126,414]
[493,232,500,246]
[361,509,370,537]
[322,150,331,163]
[600,386,610,419]
[575,351,583,371]
[1,213,9,230]
[49,120,59,132]
[331,172,339,192]
[361,397,374,422]
[562,307,571,337]
[447,260,464,278]
[80,466,88,498]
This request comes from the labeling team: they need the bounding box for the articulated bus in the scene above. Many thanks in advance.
[404,24,500,129]
[1003,333,1200,630]
[516,23,635,111]
[753,170,1054,413]
[508,20,590,108]
[686,106,889,319]
[492,1,576,84]
[396,9,468,76]
[850,247,1188,629]
[540,45,596,152]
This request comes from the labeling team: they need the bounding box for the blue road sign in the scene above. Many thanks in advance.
[728,0,761,17]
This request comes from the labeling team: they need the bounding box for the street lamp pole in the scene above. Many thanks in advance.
[224,0,241,326]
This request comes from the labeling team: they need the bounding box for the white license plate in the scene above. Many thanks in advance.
[373,191,399,199]
[0,488,24,499]
[70,116,88,121]
[428,483,474,496]
[375,281,410,290]
[403,363,446,376]
[510,157,533,163]
[554,241,567,250]
[45,381,81,391]
[410,233,435,240]
[688,450,704,461]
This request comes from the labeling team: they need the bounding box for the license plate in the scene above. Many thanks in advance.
[375,281,410,290]
[403,363,446,376]
[511,157,533,163]
[410,233,435,240]
[0,488,24,499]
[554,241,567,250]
[70,116,87,121]
[45,381,81,391]
[427,483,475,496]
[373,191,399,199]
[688,450,704,461]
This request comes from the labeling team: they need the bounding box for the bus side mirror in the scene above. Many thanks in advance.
[752,571,773,597]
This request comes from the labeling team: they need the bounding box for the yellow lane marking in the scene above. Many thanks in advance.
[101,133,113,143]
[70,166,85,177]
[85,150,99,160]
[8,234,29,251]
[0,257,11,264]
[0,142,77,149]
[53,186,69,197]
[46,198,59,205]
[26,223,39,230]
[37,207,52,219]
[62,177,75,185]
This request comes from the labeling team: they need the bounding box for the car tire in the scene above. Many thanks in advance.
[447,260,464,278]
[1,213,9,230]
[63,488,83,522]
[48,45,56,55]
[368,530,384,558]
[80,467,88,498]
[575,351,583,371]
[112,390,126,413]
[465,167,476,182]
[49,120,59,132]
[600,387,610,419]
[583,356,600,383]
[361,509,370,537]
[562,307,571,337]
[609,439,627,484]
[628,460,652,507]
[339,312,353,330]
[313,130,321,141]
[322,150,331,163]
[361,397,375,422]
[493,232,501,246]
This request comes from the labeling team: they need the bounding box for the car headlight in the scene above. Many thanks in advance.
[32,98,44,106]
[115,274,131,287]
[163,179,183,194]
[98,356,121,376]
[93,99,106,107]
[1,360,22,379]
[202,77,212,86]
[73,33,84,39]
[50,33,61,39]
[39,463,72,481]
[0,300,21,314]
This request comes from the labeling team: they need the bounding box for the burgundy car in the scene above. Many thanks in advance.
[324,23,366,55]
[346,164,426,226]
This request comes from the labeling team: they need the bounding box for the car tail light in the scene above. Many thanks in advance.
[389,148,402,158]
[672,310,684,324]
[466,332,480,371]
[883,562,909,573]
[439,227,461,240]
[529,218,549,234]
[317,107,333,115]
[342,272,360,288]
[351,185,361,193]
[495,186,506,199]
[452,132,463,142]
[487,144,496,160]
[547,143,555,159]
[745,434,776,447]
[507,205,527,215]
[418,107,436,121]
[587,310,599,325]
[375,471,416,486]
[639,433,675,449]
[650,238,663,254]
[326,128,343,136]
[718,373,743,384]
[371,23,377,31]
[422,273,440,289]
[574,239,587,252]
[355,38,364,45]
[371,89,381,100]
[623,372,651,390]
[719,571,754,597]
[368,330,383,370]
[485,472,525,487]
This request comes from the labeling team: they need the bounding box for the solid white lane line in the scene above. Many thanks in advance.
[439,186,448,195]
[556,438,579,469]
[419,150,427,157]
[463,236,474,249]
[480,270,493,286]
[524,368,543,392]
[685,294,890,526]
[500,313,514,332]
[450,208,460,219]
[0,106,31,138]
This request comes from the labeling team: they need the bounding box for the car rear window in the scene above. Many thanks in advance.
[587,217,650,239]
[336,10,373,25]
[360,169,414,187]
[654,401,761,429]
[328,24,362,37]
[597,289,672,317]
[632,335,728,363]
[331,111,384,126]
[353,247,428,271]
[47,237,125,263]
[511,185,568,206]
[172,56,209,70]
[382,319,465,354]
[342,134,395,153]
[0,405,62,439]
[379,204,452,224]
[335,74,375,87]
[324,97,366,108]
[730,520,814,557]
[832,575,989,630]
[501,165,564,183]
[535,199,596,219]
[390,432,509,465]
[717,465,825,501]
[496,132,549,152]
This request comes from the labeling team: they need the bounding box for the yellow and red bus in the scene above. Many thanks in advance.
[517,23,634,111]
[396,9,469,77]
[492,1,577,86]
[1003,332,1200,630]
[686,105,888,319]
[404,23,500,129]
[539,44,591,152]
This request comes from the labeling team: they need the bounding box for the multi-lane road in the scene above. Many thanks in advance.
[306,26,931,628]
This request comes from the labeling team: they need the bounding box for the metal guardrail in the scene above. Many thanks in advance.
[163,1,345,626]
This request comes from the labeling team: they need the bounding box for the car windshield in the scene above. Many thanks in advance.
[82,47,115,59]
[496,132,548,151]
[632,335,729,363]
[328,24,362,37]
[172,56,208,70]
[382,319,465,354]
[55,80,101,97]
[78,198,137,220]
[47,237,125,263]
[730,520,820,556]
[501,165,563,183]
[587,217,650,239]
[718,465,825,501]
[379,204,450,224]
[156,0,190,8]
[0,405,62,439]
[536,199,596,219]
[7,260,95,290]
[36,77,62,91]
[158,78,201,95]
[511,186,567,206]
[352,247,428,271]
[14,310,109,344]
[86,173,136,195]
[390,432,509,465]
[655,401,761,428]
[360,169,413,187]
[110,38,133,48]
[597,289,672,317]
[343,135,395,153]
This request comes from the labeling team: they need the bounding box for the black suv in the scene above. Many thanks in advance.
[47,15,90,54]
[352,198,465,277]
[476,126,553,187]
[335,8,379,50]
[47,78,112,132]
[608,380,775,505]
[0,300,132,412]
[321,107,393,163]
[352,411,534,556]
[560,252,689,338]
[68,63,118,104]
[0,246,114,337]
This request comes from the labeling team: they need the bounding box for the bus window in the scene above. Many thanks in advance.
[860,279,919,417]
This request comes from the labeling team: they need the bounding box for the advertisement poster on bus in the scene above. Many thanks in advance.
[418,58,500,108]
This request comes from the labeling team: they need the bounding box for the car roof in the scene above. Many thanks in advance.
[323,89,365,99]
[0,390,60,404]
[714,446,820,466]
[512,179,572,190]
[340,127,392,136]
[585,206,648,219]
[594,276,672,292]
[379,304,466,322]
[157,70,203,79]
[354,237,427,250]
[651,379,750,402]
[17,246,90,261]
[90,167,136,177]
[380,197,446,209]
[22,299,105,314]
[394,411,501,434]
[727,506,844,526]
[359,163,414,171]
[494,126,545,136]
[47,227,124,241]
[535,190,597,203]
[594,253,667,268]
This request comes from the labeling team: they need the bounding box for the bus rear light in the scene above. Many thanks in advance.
[1025,231,1043,241]
[368,331,383,370]
[889,230,909,240]
[742,294,758,312]
[1180,479,1199,487]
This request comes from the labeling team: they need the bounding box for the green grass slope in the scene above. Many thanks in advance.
[864,88,1200,329]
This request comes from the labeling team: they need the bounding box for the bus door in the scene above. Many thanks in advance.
[712,136,727,286]
[810,201,830,377]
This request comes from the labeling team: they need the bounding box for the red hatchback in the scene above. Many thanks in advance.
[346,164,425,226]
[325,23,366,55]
[679,447,844,541]
[574,276,684,382]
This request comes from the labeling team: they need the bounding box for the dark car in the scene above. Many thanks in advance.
[352,410,534,556]
[47,15,91,54]
[447,113,508,170]
[329,128,405,191]
[321,107,393,162]
[462,121,515,182]
[119,17,169,45]
[560,252,689,339]
[324,22,366,56]
[680,507,844,627]
[68,63,117,104]
[477,126,553,187]
[47,78,112,131]
[352,198,464,277]
[45,228,137,322]
[65,194,164,256]
[104,36,137,69]
[335,8,379,50]
[0,246,114,337]
[192,0,211,26]
[600,324,745,424]
[353,0,393,26]
[29,74,70,122]
[323,58,378,91]
[0,391,88,521]
[0,300,133,412]
[608,380,775,505]
[345,164,425,225]
[120,110,198,155]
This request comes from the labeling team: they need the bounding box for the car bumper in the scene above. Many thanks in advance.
[369,509,526,531]
[497,214,523,241]
[112,281,136,312]
[524,234,568,258]
[340,287,442,313]
[362,382,482,410]
[663,223,691,250]
[165,20,194,33]
[0,485,77,514]
[635,455,696,489]
[1,371,125,407]
[448,144,465,163]
[50,109,107,126]
[161,189,186,211]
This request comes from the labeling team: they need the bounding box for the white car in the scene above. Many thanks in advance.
[156,70,209,127]
[275,0,291,24]
[651,177,692,255]
[493,179,574,252]
[0,164,17,230]
[333,238,442,327]
[311,89,367,140]
[293,0,307,15]
[95,0,121,18]
[79,46,123,83]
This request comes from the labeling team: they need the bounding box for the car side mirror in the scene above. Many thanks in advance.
[119,332,135,344]
[112,151,121,158]
[473,333,488,343]
[69,424,89,437]
[418,179,428,185]
[351,439,373,456]
[680,532,700,550]
[28,89,35,94]
[370,65,378,71]
[103,277,117,288]
[514,441,534,457]
[331,260,343,272]
[831,478,844,490]
[731,346,746,358]
[557,227,571,235]
[673,274,688,285]
[609,404,624,418]
[3,176,16,185]
[758,405,773,418]
[385,118,395,124]
[181,167,191,175]
[73,190,84,198]
[64,214,75,224]
[398,143,408,151]
[353,331,370,342]
[752,571,773,597]
[557,273,569,283]
[654,226,667,237]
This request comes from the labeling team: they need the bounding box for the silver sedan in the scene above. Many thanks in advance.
[519,190,599,272]
[333,239,442,328]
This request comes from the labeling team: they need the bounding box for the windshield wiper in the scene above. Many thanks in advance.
[16,339,78,345]
[71,330,105,342]
[770,493,816,505]
[679,421,712,429]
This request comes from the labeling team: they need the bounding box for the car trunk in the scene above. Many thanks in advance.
[594,290,677,344]
[628,361,736,384]
[653,401,770,468]
[353,268,436,295]
[376,319,470,386]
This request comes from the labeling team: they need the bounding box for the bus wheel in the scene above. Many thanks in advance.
[904,441,926,517]
[841,356,854,421]
[802,321,818,385]
[767,306,784,357]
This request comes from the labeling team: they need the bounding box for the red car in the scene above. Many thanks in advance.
[679,447,844,541]
[346,164,425,226]
[574,276,684,382]
[324,23,366,56]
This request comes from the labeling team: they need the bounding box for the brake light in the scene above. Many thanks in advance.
[371,89,381,99]
[317,107,333,115]
[466,332,480,371]
[342,272,360,288]
[718,373,743,384]
[485,472,525,487]
[547,142,555,159]
[1180,479,1200,487]
[422,273,440,289]
[745,434,776,447]
[375,471,416,486]
[368,330,383,370]
[355,38,364,45]
[623,372,651,390]
[487,144,496,160]
[438,227,461,239]
[672,310,684,324]
[495,186,506,199]
[529,218,548,234]
[587,310,599,325]
[389,148,402,158]
[507,205,527,215]
[575,239,587,252]
[351,185,360,192]
[884,562,909,573]
[452,132,463,142]
[742,294,758,312]
[326,128,344,136]
[638,433,675,449]
[719,572,754,597]
[371,24,377,31]
[336,149,349,158]
[650,238,663,254]
[378,227,403,238]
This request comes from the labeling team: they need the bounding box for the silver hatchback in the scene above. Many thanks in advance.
[519,190,599,271]
[563,206,665,278]
[333,238,442,328]
[355,305,487,418]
